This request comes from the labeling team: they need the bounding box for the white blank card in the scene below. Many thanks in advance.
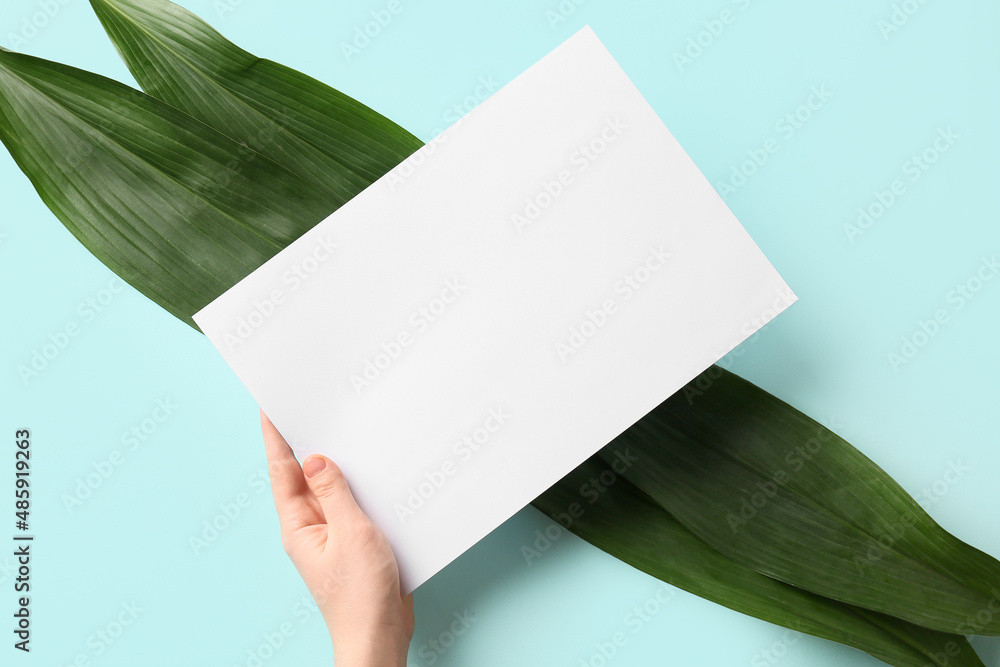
[194,25,796,594]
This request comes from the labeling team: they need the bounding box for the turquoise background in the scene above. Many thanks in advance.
[1,0,999,665]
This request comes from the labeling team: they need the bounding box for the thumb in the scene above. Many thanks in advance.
[301,455,364,530]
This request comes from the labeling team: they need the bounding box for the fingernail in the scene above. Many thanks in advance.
[303,456,327,478]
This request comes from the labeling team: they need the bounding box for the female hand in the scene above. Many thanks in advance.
[261,410,414,666]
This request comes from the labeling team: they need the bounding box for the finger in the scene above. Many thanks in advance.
[260,410,322,533]
[301,454,366,532]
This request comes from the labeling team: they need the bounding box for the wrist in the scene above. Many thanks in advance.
[331,627,410,667]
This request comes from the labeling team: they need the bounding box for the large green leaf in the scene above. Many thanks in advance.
[531,455,986,667]
[88,0,422,203]
[0,48,338,328]
[601,367,1000,635]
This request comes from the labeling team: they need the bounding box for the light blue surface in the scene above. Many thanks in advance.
[1,0,998,665]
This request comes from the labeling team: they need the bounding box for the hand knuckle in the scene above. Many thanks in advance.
[315,463,348,494]
[349,517,379,547]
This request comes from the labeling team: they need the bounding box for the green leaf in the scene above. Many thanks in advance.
[600,366,1000,635]
[88,0,422,204]
[0,48,338,328]
[531,455,986,667]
